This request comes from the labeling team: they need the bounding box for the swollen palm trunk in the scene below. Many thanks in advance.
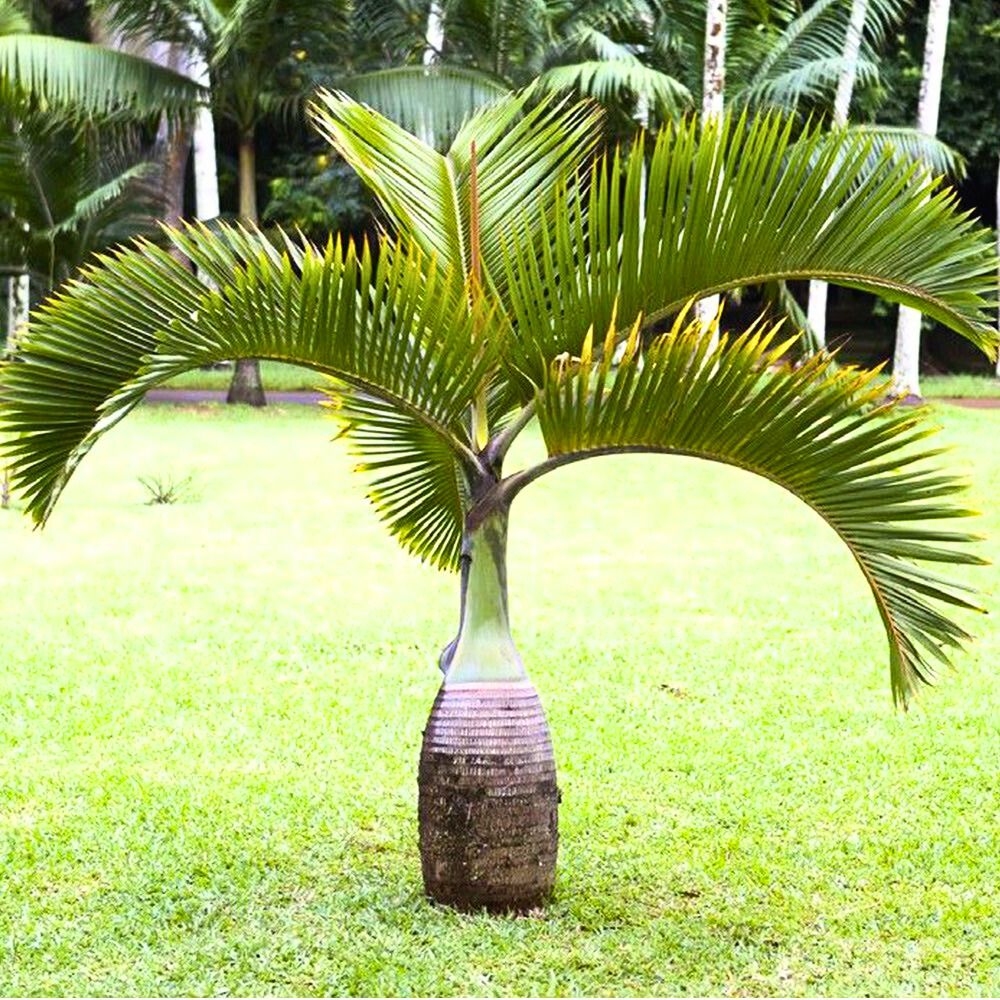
[417,512,559,911]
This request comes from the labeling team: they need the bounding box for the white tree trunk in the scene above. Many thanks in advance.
[893,0,950,398]
[696,0,726,336]
[424,1,444,66]
[185,44,221,222]
[995,152,999,378]
[808,0,868,349]
[3,271,29,507]
[6,272,29,346]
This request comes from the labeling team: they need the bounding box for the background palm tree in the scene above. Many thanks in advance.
[892,0,951,400]
[2,94,997,910]
[97,0,353,405]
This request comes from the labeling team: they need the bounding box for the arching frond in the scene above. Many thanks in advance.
[0,224,492,568]
[528,59,692,121]
[0,35,204,119]
[848,125,966,179]
[501,114,998,390]
[338,65,511,149]
[506,315,986,706]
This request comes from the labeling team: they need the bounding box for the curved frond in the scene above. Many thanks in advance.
[510,315,986,706]
[501,114,998,389]
[0,224,491,568]
[338,65,511,149]
[47,161,159,237]
[848,125,966,179]
[309,90,604,290]
[0,35,204,119]
[734,0,905,109]
[528,59,693,121]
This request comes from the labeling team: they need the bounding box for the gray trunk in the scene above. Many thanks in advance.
[807,0,869,350]
[226,133,266,406]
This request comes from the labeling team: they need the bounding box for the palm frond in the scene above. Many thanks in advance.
[0,223,491,568]
[0,0,29,36]
[337,65,511,149]
[511,314,986,706]
[848,124,966,179]
[528,59,692,121]
[46,161,160,237]
[309,90,604,290]
[0,35,204,119]
[733,0,905,109]
[500,113,998,389]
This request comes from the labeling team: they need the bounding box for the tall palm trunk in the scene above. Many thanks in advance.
[806,0,868,349]
[695,0,726,334]
[184,39,221,223]
[226,131,266,406]
[419,509,558,911]
[424,1,444,65]
[2,271,29,507]
[995,152,999,379]
[892,0,950,399]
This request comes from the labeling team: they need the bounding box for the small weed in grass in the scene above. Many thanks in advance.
[138,472,194,505]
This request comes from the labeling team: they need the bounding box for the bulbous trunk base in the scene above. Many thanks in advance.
[418,681,558,913]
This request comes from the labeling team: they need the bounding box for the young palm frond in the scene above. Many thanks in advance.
[335,66,511,150]
[528,59,693,122]
[502,312,986,706]
[310,91,604,286]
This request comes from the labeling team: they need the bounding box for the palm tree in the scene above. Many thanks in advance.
[892,0,951,400]
[0,115,163,291]
[2,95,997,911]
[97,0,353,405]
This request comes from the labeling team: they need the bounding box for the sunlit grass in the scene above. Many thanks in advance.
[1,402,997,996]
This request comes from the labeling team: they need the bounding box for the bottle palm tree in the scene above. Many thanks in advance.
[2,94,997,911]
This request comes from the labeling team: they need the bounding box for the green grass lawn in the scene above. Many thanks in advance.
[1,402,998,996]
[165,363,1000,399]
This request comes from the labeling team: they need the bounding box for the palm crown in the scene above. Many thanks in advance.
[1,93,998,709]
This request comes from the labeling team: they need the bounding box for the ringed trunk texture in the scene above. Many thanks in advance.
[419,681,558,912]
[226,132,266,407]
[418,511,558,911]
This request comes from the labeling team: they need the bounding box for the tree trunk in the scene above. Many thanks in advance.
[183,32,221,223]
[226,131,266,407]
[695,0,726,335]
[419,511,559,912]
[893,0,950,399]
[2,271,29,509]
[424,1,444,65]
[807,0,868,350]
